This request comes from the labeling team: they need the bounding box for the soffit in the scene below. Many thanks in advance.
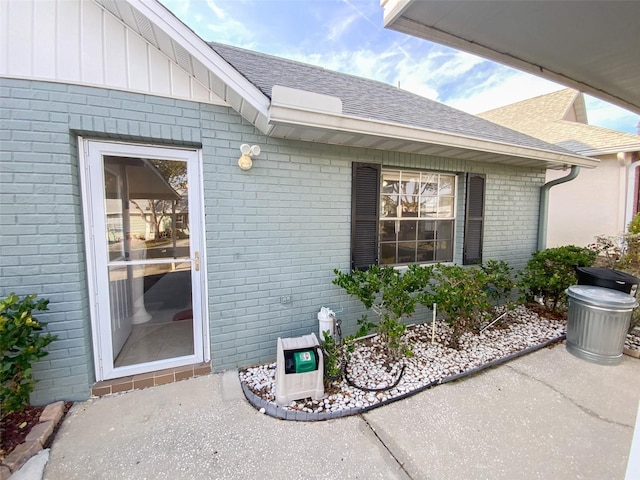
[383,0,640,114]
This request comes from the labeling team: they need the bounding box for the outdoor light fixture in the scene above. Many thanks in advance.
[238,144,261,171]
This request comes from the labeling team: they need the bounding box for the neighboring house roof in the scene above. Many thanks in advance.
[479,89,640,156]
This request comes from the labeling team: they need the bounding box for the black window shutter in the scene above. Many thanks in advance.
[351,162,381,271]
[463,173,485,265]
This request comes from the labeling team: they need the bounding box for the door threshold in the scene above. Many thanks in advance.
[91,362,211,397]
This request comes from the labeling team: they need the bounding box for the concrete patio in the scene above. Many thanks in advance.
[41,343,639,480]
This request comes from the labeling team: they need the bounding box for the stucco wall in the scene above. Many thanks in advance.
[546,156,626,247]
[0,78,546,403]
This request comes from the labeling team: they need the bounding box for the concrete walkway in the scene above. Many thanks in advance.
[42,344,639,480]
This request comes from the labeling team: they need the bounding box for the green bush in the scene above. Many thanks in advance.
[334,260,515,353]
[1,293,57,415]
[517,245,596,313]
[628,213,640,234]
[333,264,431,361]
[420,262,514,349]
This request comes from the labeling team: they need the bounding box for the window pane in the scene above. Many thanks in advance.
[380,220,396,242]
[436,220,454,240]
[421,173,438,195]
[380,243,397,265]
[435,240,453,262]
[382,172,401,194]
[398,220,417,241]
[401,196,419,217]
[419,196,438,217]
[439,175,454,195]
[398,242,416,264]
[381,194,398,218]
[417,220,436,240]
[438,196,454,218]
[416,242,435,262]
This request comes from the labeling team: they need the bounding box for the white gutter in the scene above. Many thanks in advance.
[269,101,599,169]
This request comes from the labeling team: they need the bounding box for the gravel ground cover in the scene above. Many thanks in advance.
[240,305,567,415]
[625,329,640,355]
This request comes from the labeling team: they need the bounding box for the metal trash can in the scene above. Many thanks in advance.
[575,267,639,295]
[566,285,638,365]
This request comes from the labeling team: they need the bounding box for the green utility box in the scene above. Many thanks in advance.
[293,350,316,373]
[284,348,318,374]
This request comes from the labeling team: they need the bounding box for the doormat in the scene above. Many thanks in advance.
[172,309,193,321]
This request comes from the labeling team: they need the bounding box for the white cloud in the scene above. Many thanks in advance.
[200,1,255,46]
[204,0,226,19]
[327,11,361,41]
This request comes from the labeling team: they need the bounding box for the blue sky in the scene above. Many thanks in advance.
[159,0,639,135]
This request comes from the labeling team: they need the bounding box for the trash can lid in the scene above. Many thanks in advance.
[575,267,639,284]
[566,285,639,308]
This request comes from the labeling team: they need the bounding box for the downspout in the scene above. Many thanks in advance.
[537,166,580,250]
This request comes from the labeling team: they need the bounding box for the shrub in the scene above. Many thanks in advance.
[420,262,513,349]
[333,264,432,361]
[590,214,640,332]
[320,330,344,385]
[517,245,596,312]
[1,293,57,415]
[481,259,516,304]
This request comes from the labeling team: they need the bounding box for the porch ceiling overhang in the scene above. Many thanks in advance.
[269,100,599,170]
[382,0,640,115]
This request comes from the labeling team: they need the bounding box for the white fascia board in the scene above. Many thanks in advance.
[577,144,640,157]
[126,0,271,131]
[381,0,412,27]
[268,103,600,169]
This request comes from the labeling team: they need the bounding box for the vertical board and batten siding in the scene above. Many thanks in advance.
[1,77,546,403]
[0,0,226,107]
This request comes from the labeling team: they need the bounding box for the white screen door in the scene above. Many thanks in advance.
[81,140,206,380]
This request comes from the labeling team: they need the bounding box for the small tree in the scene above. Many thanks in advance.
[517,245,596,313]
[333,264,432,362]
[1,293,57,415]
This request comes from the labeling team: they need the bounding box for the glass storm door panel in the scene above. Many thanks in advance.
[83,140,205,380]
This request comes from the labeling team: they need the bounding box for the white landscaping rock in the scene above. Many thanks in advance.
[239,305,566,415]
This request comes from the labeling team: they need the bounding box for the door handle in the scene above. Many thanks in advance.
[194,251,200,271]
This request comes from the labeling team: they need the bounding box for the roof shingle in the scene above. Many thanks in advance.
[209,42,583,157]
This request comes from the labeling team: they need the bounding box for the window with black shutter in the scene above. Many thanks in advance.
[351,162,381,271]
[463,173,485,265]
[351,163,461,270]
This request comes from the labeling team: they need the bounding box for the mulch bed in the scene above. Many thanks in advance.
[1,402,73,462]
[0,406,45,461]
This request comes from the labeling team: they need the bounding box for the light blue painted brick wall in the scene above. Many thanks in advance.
[1,78,546,401]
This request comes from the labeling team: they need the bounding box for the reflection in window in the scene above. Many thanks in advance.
[103,156,190,262]
[379,170,456,265]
